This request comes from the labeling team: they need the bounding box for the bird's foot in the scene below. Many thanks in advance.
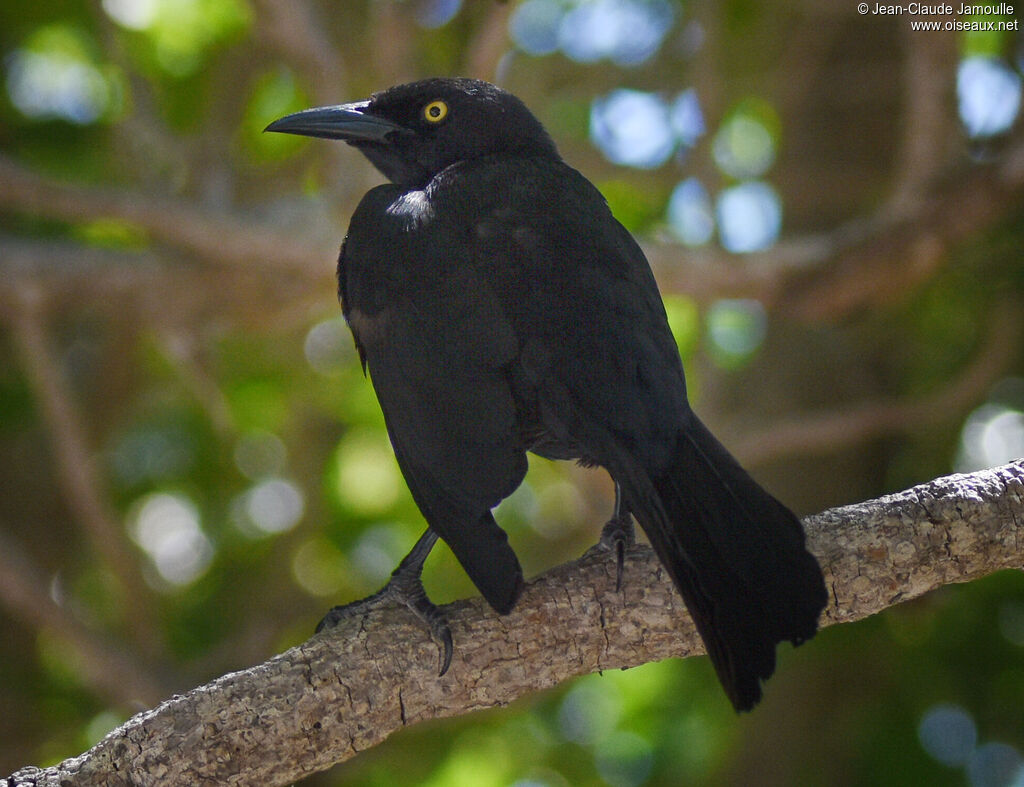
[598,512,635,592]
[317,570,454,676]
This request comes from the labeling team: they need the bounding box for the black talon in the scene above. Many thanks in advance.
[599,484,635,592]
[316,529,454,675]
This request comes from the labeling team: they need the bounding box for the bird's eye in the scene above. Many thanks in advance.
[423,100,449,123]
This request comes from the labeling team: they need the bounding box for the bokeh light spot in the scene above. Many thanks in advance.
[590,89,674,169]
[663,294,701,358]
[509,0,564,55]
[998,601,1024,647]
[243,477,304,534]
[84,710,125,746]
[130,492,213,588]
[233,430,287,480]
[966,742,1023,787]
[304,317,354,376]
[667,177,714,246]
[530,480,586,539]
[670,89,705,147]
[957,57,1022,138]
[291,537,348,597]
[716,181,782,253]
[331,431,403,516]
[558,679,622,744]
[713,113,776,179]
[558,0,673,66]
[6,36,114,125]
[594,730,654,787]
[111,425,193,486]
[919,704,978,767]
[706,299,766,361]
[105,0,250,77]
[351,523,410,584]
[414,0,462,28]
[102,0,159,29]
[956,403,1024,472]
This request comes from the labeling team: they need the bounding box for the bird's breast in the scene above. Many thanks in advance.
[473,208,543,252]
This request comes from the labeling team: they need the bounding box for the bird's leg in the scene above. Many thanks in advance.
[316,528,454,675]
[599,483,635,592]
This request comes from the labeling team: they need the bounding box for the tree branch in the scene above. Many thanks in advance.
[0,528,167,708]
[645,125,1024,317]
[0,235,330,332]
[7,290,162,655]
[463,1,515,82]
[5,120,1024,321]
[725,298,1022,465]
[250,0,347,106]
[887,26,956,214]
[0,156,331,273]
[6,461,1023,787]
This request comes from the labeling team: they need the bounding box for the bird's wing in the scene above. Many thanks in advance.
[339,184,526,612]
[452,157,691,475]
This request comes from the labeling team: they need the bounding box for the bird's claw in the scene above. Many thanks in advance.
[315,583,390,633]
[599,513,635,592]
[388,563,454,675]
[316,572,454,676]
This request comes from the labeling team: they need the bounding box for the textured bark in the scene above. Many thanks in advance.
[6,461,1023,787]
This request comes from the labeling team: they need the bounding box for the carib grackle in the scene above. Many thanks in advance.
[266,78,827,712]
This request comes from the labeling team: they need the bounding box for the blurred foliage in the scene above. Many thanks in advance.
[2,1,1024,785]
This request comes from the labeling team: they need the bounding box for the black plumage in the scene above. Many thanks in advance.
[266,78,827,711]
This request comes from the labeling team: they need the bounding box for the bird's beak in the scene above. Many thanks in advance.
[264,101,406,142]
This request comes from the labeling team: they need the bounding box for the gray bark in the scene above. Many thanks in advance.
[6,460,1023,787]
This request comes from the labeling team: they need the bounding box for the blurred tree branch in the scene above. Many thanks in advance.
[5,461,1023,787]
[0,156,331,273]
[463,1,516,81]
[888,27,957,213]
[726,299,1023,465]
[645,123,1024,315]
[5,117,1024,325]
[250,0,346,105]
[7,290,161,656]
[0,528,167,708]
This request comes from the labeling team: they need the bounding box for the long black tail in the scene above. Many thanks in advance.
[619,414,828,711]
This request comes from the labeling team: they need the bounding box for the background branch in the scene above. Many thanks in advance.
[0,156,331,273]
[250,0,346,106]
[727,299,1023,465]
[0,528,166,708]
[7,291,160,655]
[7,461,1023,787]
[5,123,1024,321]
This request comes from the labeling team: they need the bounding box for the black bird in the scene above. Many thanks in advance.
[266,78,827,712]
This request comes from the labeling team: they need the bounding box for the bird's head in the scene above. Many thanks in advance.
[265,78,559,188]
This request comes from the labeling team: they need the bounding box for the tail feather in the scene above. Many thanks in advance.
[442,511,524,615]
[620,416,827,711]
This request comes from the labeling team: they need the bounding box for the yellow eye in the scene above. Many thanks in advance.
[423,100,448,123]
